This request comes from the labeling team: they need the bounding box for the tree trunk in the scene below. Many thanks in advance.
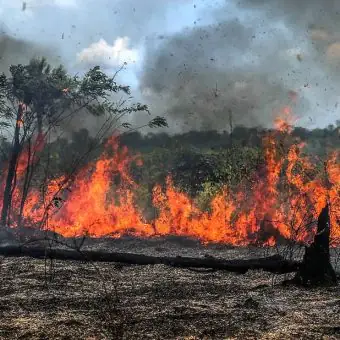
[0,244,299,274]
[294,204,337,286]
[17,138,32,229]
[1,104,24,227]
[37,111,43,134]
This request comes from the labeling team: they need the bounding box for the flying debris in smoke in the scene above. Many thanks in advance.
[140,19,308,131]
[0,35,56,75]
[1,0,339,131]
[139,0,340,131]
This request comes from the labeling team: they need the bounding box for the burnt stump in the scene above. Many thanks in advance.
[295,204,337,286]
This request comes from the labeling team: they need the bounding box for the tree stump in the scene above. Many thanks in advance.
[295,204,337,286]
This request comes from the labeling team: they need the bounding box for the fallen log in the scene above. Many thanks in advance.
[0,245,299,274]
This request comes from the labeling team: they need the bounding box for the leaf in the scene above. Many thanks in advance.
[0,121,11,128]
[148,116,168,128]
[122,122,132,129]
[87,103,107,116]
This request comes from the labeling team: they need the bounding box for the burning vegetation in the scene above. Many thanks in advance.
[0,56,339,339]
[2,0,340,336]
[0,81,338,247]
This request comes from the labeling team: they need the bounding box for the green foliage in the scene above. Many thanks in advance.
[196,181,222,211]
[170,150,222,195]
[119,124,340,153]
[0,73,13,125]
[10,59,68,107]
[0,57,159,136]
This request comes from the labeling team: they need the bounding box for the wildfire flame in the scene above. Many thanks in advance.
[1,107,339,246]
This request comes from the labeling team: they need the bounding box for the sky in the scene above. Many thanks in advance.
[0,0,340,131]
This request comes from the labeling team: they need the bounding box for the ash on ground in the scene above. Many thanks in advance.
[0,234,339,339]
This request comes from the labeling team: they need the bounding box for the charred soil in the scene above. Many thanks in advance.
[0,237,339,339]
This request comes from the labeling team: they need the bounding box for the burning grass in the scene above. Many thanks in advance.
[0,107,339,247]
[0,238,339,339]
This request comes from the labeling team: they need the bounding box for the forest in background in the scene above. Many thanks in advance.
[1,122,338,222]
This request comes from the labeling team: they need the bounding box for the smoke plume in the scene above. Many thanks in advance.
[2,0,340,131]
[140,0,340,131]
[0,33,58,74]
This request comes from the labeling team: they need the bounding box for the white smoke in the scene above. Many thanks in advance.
[76,37,139,68]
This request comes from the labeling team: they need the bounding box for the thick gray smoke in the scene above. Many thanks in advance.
[2,1,340,132]
[0,31,78,138]
[0,33,57,75]
[140,0,340,131]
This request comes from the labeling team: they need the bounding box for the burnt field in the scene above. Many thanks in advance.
[0,236,339,339]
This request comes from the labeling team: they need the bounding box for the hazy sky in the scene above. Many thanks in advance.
[1,0,340,130]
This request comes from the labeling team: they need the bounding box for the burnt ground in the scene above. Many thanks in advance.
[0,236,339,339]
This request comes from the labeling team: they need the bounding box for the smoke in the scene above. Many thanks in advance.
[0,33,58,74]
[140,1,340,131]
[76,37,139,69]
[2,0,340,132]
[235,0,340,67]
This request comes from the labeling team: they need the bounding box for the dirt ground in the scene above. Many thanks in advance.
[0,236,339,339]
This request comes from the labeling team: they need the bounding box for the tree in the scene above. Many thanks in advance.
[0,58,167,228]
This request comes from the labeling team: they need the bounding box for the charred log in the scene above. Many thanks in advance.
[0,205,337,282]
[294,204,337,286]
[0,245,299,274]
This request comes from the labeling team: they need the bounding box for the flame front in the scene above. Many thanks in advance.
[1,108,339,246]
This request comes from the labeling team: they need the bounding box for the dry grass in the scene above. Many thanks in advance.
[0,237,339,339]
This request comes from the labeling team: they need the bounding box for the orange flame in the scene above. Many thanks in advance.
[1,107,339,246]
[274,106,296,133]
